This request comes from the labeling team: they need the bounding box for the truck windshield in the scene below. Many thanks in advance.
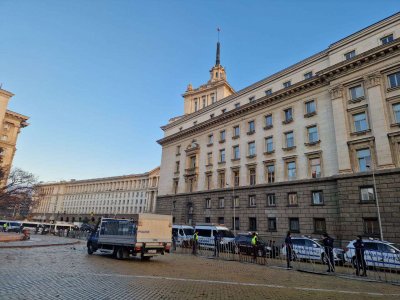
[183,228,194,235]
[219,230,234,238]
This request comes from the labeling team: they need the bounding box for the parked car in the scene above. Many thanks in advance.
[344,239,400,269]
[281,236,344,265]
[0,220,22,233]
[194,224,235,250]
[172,225,194,246]
[232,234,272,257]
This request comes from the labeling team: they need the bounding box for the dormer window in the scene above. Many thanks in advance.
[344,50,355,60]
[249,96,255,103]
[216,72,218,78]
[381,34,394,45]
[283,81,291,88]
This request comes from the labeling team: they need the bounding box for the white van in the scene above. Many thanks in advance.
[172,225,194,246]
[194,224,235,250]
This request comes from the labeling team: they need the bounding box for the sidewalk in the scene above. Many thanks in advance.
[0,233,81,248]
[0,232,24,242]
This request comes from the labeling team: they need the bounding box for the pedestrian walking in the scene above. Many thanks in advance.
[354,235,367,276]
[213,231,221,257]
[285,231,293,269]
[251,232,258,260]
[321,233,335,272]
[192,230,199,255]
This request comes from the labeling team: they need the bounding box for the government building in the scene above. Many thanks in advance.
[156,13,400,245]
[32,167,160,223]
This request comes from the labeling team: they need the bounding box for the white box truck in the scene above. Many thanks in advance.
[87,214,172,260]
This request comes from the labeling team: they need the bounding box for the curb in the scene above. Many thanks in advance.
[0,240,81,249]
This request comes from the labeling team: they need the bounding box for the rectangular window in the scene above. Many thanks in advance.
[285,131,294,148]
[363,218,379,235]
[219,149,226,163]
[393,103,400,123]
[235,102,240,108]
[357,148,371,172]
[233,145,240,160]
[190,156,196,168]
[268,218,277,231]
[220,130,226,142]
[381,34,394,45]
[233,196,240,208]
[175,161,180,173]
[305,100,316,114]
[284,108,293,122]
[207,152,213,165]
[248,120,255,133]
[283,81,291,88]
[206,174,212,190]
[288,193,298,206]
[249,96,255,103]
[208,134,214,145]
[176,145,181,155]
[202,96,206,108]
[310,157,321,178]
[218,217,224,225]
[304,72,313,80]
[174,180,178,194]
[194,100,198,111]
[314,218,326,234]
[349,85,364,100]
[344,50,355,60]
[219,197,225,208]
[249,217,257,231]
[267,194,276,206]
[266,164,275,183]
[353,112,368,132]
[211,94,215,103]
[233,125,240,137]
[265,137,274,153]
[265,89,272,96]
[206,198,211,209]
[265,114,273,128]
[232,217,240,230]
[307,126,319,143]
[388,72,400,89]
[360,186,375,202]
[289,218,300,233]
[249,168,256,185]
[233,170,240,187]
[248,141,256,157]
[205,217,211,223]
[312,191,324,205]
[218,172,225,188]
[249,195,256,207]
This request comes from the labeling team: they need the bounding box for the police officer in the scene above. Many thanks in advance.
[214,231,221,257]
[192,230,199,255]
[322,233,335,272]
[354,235,367,276]
[251,232,258,260]
[3,223,8,232]
[285,231,293,269]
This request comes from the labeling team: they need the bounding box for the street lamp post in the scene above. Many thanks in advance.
[226,183,236,235]
[367,164,383,241]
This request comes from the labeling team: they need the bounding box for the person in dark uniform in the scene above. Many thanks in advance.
[354,235,367,276]
[214,231,221,257]
[285,231,293,269]
[322,233,335,272]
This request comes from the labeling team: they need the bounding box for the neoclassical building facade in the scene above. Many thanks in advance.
[32,167,160,223]
[157,13,400,244]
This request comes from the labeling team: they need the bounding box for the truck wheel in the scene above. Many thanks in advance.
[116,247,124,260]
[87,243,94,255]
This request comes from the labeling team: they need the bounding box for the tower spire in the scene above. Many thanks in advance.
[216,27,221,66]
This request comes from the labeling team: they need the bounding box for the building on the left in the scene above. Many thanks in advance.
[0,88,29,175]
[31,167,160,223]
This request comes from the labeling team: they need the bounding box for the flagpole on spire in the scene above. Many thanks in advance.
[216,27,221,66]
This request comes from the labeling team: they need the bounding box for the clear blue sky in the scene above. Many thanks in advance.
[0,1,398,182]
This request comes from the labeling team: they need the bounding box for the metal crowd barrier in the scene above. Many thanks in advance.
[171,239,400,285]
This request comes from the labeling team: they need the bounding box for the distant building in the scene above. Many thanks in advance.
[32,167,160,223]
[156,13,400,245]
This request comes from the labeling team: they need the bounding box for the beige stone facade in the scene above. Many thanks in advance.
[32,167,160,222]
[0,89,29,175]
[156,13,400,244]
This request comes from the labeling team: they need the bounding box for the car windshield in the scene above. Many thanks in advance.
[183,228,194,235]
[218,230,234,238]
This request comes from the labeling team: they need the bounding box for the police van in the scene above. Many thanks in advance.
[172,225,194,246]
[194,223,235,250]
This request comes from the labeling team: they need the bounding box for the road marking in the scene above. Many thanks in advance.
[86,272,400,297]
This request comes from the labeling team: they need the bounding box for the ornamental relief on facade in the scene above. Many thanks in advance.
[329,84,343,100]
[364,72,382,88]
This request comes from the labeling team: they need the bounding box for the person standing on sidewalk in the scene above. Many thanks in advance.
[354,235,367,277]
[251,232,258,261]
[192,230,199,255]
[322,233,335,273]
[285,231,293,269]
[214,231,221,257]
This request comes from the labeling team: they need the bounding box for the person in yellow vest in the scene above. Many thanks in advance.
[251,232,258,260]
[192,230,199,255]
[3,223,8,232]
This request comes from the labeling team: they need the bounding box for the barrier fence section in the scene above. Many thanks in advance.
[171,239,400,285]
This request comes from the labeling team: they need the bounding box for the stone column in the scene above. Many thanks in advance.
[329,85,352,173]
[365,73,395,168]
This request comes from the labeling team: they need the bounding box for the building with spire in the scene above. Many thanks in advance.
[156,14,400,245]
